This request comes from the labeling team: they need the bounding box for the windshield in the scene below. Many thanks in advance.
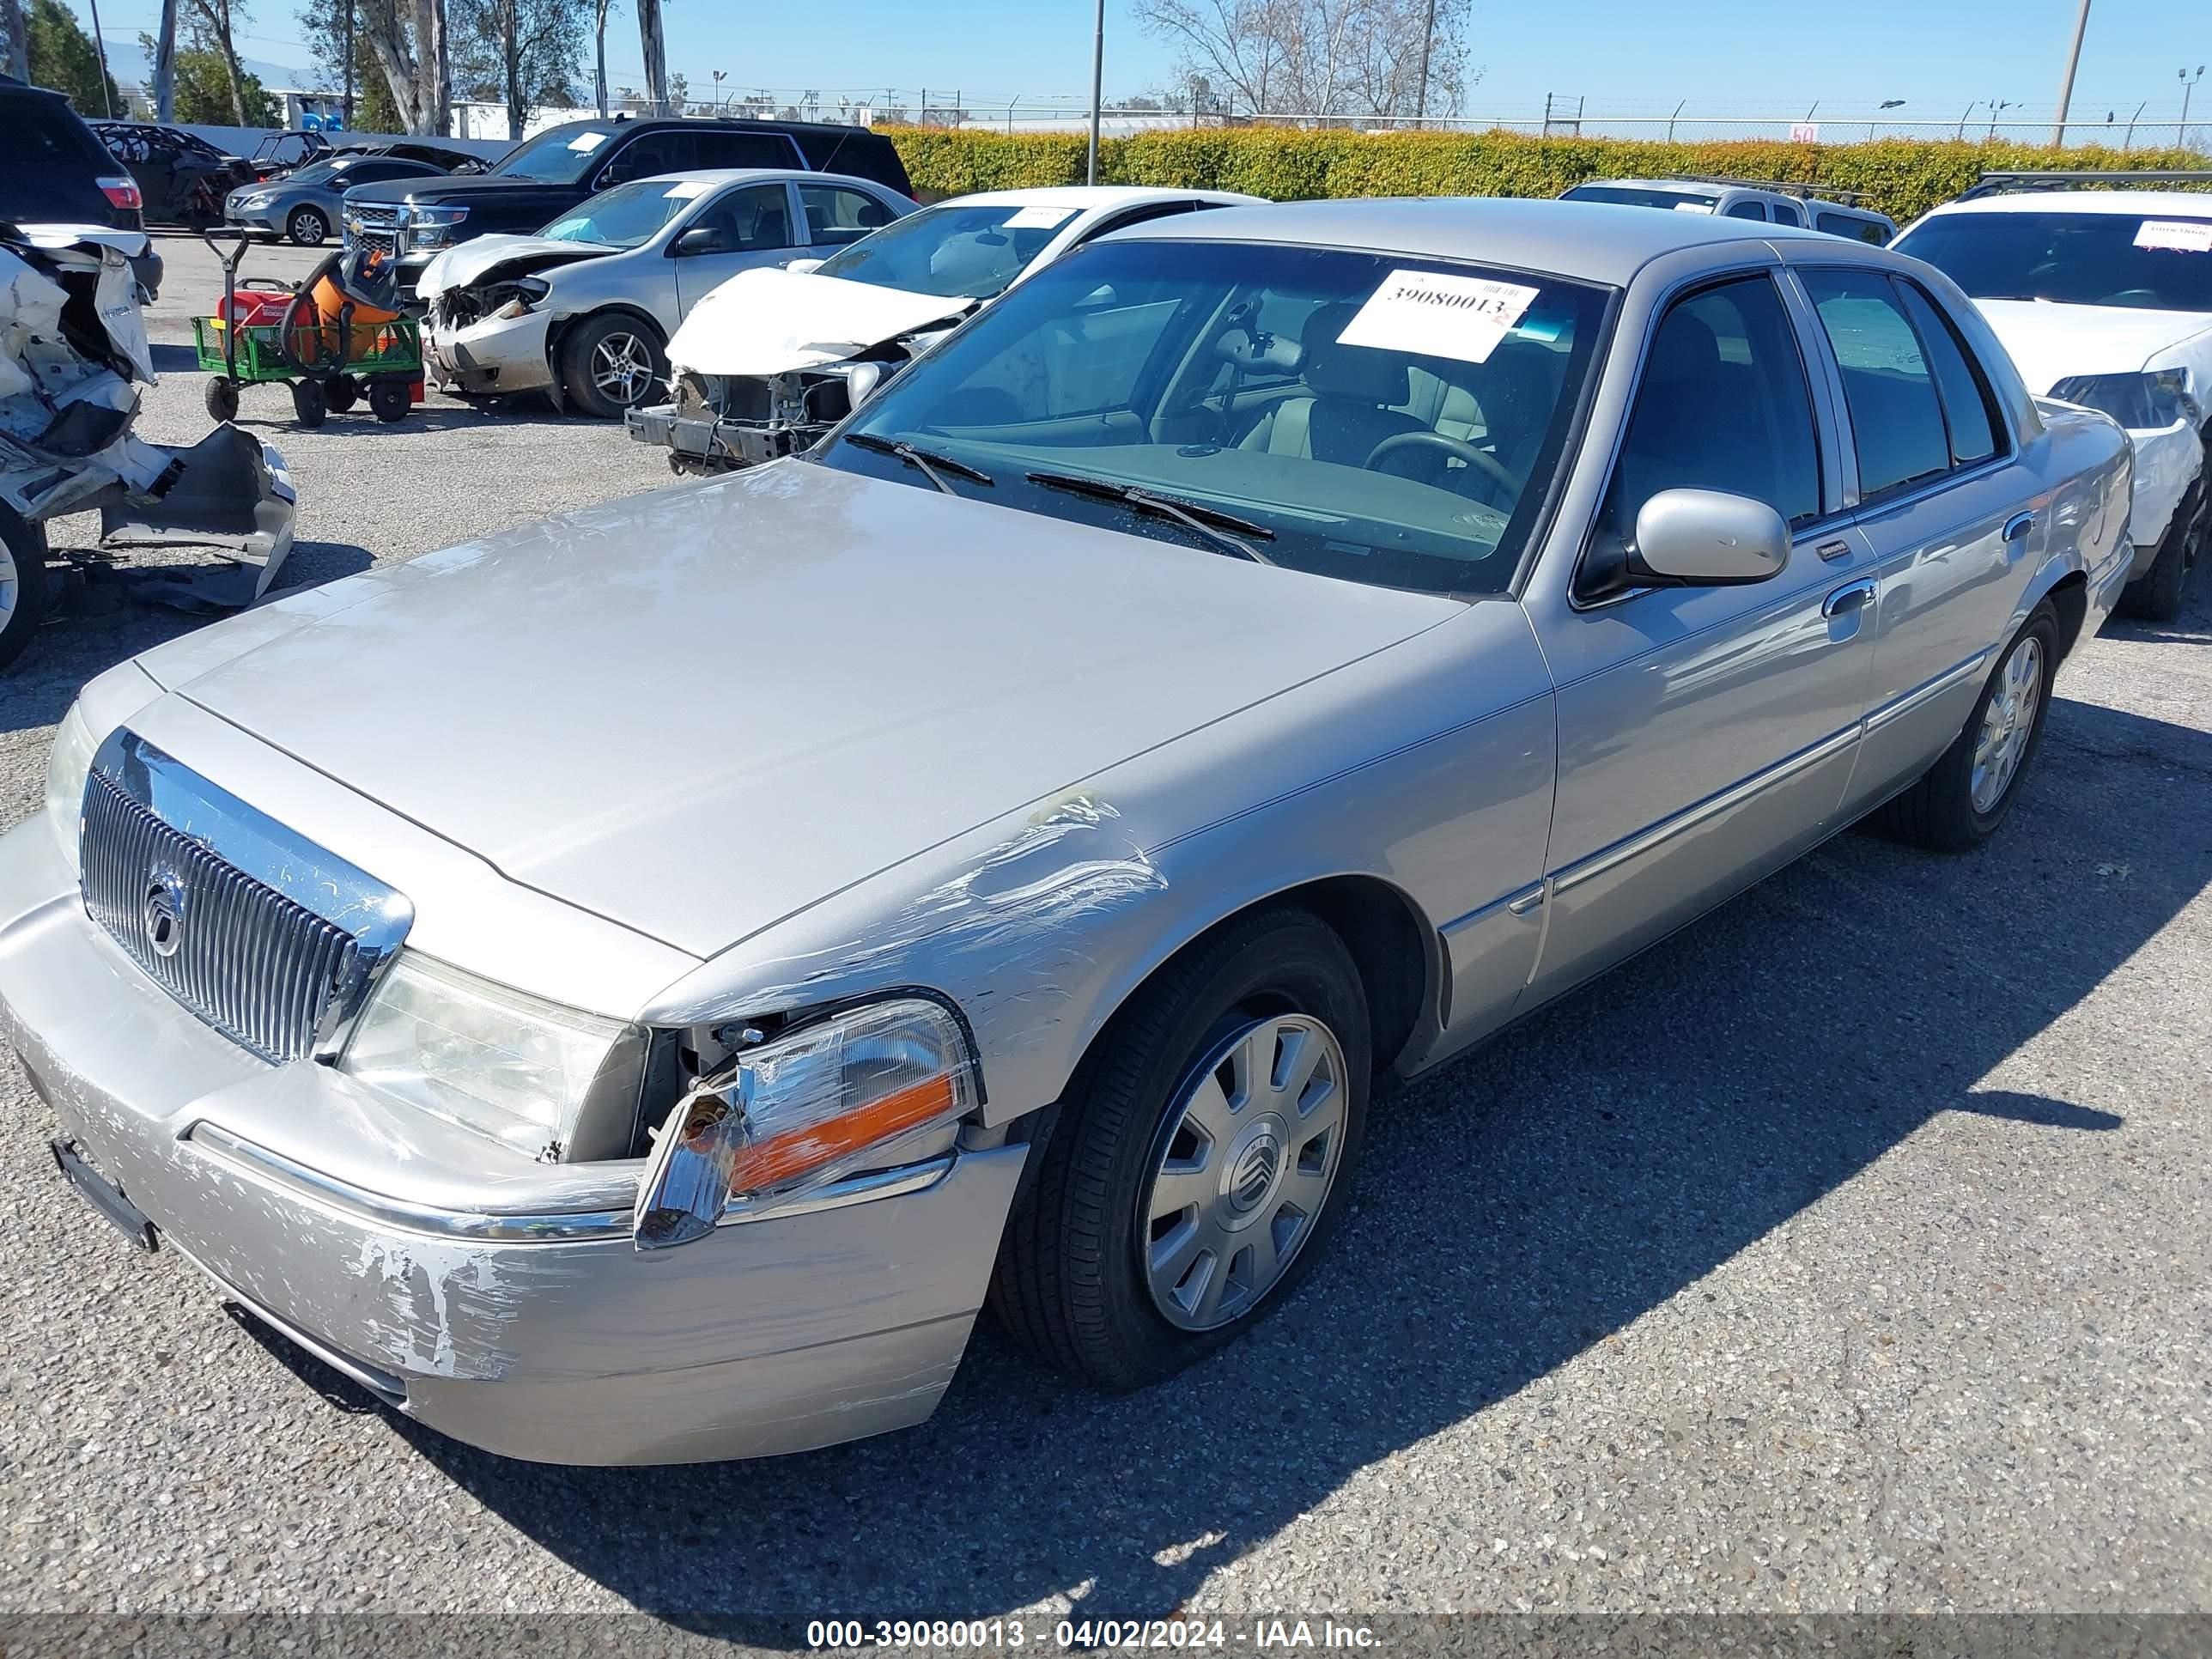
[819,239,1610,598]
[1564,185,1719,213]
[1895,210,2212,312]
[811,202,1076,298]
[539,178,702,247]
[493,125,615,185]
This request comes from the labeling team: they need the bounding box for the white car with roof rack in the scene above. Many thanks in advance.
[1893,171,2212,619]
[1560,176,1897,244]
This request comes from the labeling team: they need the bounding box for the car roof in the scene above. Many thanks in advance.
[941,185,1263,212]
[1920,190,2212,218]
[532,114,878,139]
[1113,196,1833,284]
[1576,177,1745,196]
[631,167,889,190]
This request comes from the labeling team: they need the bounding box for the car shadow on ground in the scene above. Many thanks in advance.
[1,542,373,738]
[240,687,2208,1634]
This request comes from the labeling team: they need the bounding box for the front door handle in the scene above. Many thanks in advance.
[2002,511,2034,544]
[1822,578,1877,619]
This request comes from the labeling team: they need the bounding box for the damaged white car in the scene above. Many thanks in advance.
[418,168,915,418]
[628,185,1261,472]
[0,223,295,667]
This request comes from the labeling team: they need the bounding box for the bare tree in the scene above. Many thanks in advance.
[1132,0,1473,120]
[590,0,611,115]
[1,0,27,82]
[330,0,449,134]
[152,0,176,118]
[635,0,665,114]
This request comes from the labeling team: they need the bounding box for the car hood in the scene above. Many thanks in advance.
[666,267,976,376]
[417,234,612,300]
[152,462,1459,958]
[1972,299,2212,393]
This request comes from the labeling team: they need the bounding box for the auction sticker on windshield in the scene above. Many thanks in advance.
[664,179,710,198]
[1005,205,1076,230]
[1338,269,1540,364]
[2135,219,2212,253]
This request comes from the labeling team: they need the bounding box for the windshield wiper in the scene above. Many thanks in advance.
[1024,470,1277,565]
[843,431,993,493]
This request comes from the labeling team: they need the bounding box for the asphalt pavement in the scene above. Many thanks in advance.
[0,228,2206,1632]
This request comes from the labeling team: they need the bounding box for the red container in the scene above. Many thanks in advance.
[216,286,293,328]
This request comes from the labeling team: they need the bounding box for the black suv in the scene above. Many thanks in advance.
[1,77,162,300]
[343,116,913,284]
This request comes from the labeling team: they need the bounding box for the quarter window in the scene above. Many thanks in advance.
[1893,280,2002,466]
[1725,200,1767,221]
[1596,276,1823,580]
[1802,269,1953,498]
[1769,200,1805,227]
[799,185,895,247]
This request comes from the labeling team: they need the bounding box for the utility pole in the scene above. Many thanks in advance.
[2051,0,2091,145]
[1086,0,1105,185]
[82,0,116,116]
[1413,0,1437,126]
[153,0,175,120]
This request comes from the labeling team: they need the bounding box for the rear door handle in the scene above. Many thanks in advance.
[1823,578,1877,619]
[2002,511,2034,543]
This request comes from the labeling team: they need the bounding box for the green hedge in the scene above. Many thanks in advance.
[886,128,2205,225]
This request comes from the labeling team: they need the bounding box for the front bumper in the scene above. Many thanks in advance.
[423,307,555,398]
[222,205,285,236]
[626,401,819,470]
[0,817,1024,1466]
[2122,417,2204,578]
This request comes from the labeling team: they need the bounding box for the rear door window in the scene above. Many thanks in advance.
[689,130,805,170]
[1769,200,1805,227]
[1802,268,1953,498]
[798,184,896,246]
[1725,199,1767,221]
[1893,279,2002,466]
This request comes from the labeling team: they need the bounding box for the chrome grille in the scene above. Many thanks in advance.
[77,732,412,1066]
[347,202,400,255]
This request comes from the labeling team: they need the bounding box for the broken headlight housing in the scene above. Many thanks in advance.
[486,276,549,320]
[2049,368,2199,431]
[338,951,647,1163]
[635,997,978,1249]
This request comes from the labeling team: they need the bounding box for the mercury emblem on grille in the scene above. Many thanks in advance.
[142,871,187,959]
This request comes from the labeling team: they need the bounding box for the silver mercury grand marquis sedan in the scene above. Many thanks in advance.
[2,199,2132,1465]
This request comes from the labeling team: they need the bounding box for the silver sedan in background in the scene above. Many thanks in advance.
[224,150,471,247]
[418,167,916,417]
[3,200,2134,1465]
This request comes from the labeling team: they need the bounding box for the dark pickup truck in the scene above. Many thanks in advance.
[343,115,914,289]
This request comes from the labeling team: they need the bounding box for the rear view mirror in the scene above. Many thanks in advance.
[1630,489,1790,586]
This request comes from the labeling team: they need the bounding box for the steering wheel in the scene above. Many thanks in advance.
[1364,429,1519,495]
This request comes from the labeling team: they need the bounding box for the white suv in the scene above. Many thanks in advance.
[1561,177,1896,244]
[1893,178,2212,619]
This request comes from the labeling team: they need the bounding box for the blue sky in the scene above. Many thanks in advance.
[75,0,2212,123]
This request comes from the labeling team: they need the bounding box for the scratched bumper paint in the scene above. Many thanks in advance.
[0,818,1025,1466]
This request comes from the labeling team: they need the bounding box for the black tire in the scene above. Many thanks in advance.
[325,374,361,414]
[286,205,331,246]
[204,377,240,423]
[1875,602,2058,853]
[991,907,1371,1390]
[0,507,50,673]
[290,378,328,428]
[558,313,667,420]
[2116,506,2197,623]
[368,381,411,423]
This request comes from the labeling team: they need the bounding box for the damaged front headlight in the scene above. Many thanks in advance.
[635,997,978,1249]
[488,276,549,320]
[2049,369,2200,431]
[338,951,647,1163]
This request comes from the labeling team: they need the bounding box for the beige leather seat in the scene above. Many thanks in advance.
[1238,301,1429,467]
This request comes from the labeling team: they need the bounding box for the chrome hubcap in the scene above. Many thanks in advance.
[1139,1012,1347,1332]
[590,333,654,404]
[1971,635,2043,814]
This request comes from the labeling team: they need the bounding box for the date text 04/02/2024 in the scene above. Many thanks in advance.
[804,1619,1383,1649]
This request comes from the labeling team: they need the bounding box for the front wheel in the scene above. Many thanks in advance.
[289,378,328,428]
[368,381,411,423]
[204,377,240,422]
[991,908,1370,1390]
[286,205,330,246]
[559,313,667,420]
[1875,602,2057,852]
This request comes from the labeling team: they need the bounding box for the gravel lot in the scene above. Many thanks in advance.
[0,229,2206,1631]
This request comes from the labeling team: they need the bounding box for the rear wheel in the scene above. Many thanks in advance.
[0,507,51,673]
[559,313,667,420]
[203,377,240,422]
[325,374,361,414]
[2118,501,2198,622]
[368,381,412,423]
[289,378,328,428]
[1875,602,2057,852]
[991,908,1370,1389]
[286,204,330,246]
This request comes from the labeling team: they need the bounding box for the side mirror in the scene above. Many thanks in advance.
[784,256,823,275]
[1630,488,1790,586]
[595,161,634,189]
[672,225,727,256]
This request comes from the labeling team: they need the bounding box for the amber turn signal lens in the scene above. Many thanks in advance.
[728,1073,956,1194]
